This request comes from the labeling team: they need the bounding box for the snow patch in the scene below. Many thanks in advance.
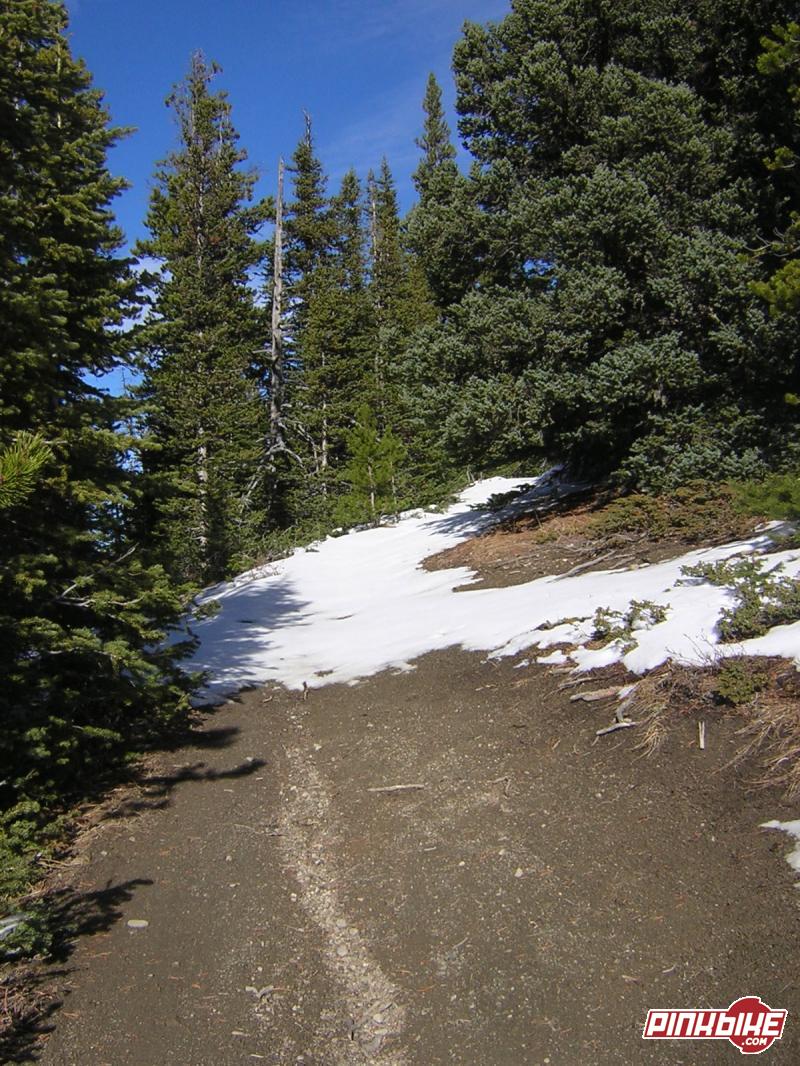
[188,474,800,701]
[761,820,800,879]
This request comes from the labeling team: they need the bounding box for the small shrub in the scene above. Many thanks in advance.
[682,556,800,641]
[592,600,668,648]
[733,471,800,522]
[590,481,752,544]
[483,484,536,513]
[715,660,769,705]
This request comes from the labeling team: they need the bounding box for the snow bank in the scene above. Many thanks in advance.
[188,474,800,701]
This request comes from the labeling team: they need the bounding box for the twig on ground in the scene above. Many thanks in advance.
[596,696,638,737]
[366,783,426,794]
[596,720,637,737]
[555,549,618,580]
[558,677,593,691]
[570,686,622,702]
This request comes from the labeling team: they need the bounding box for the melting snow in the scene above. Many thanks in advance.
[188,474,800,701]
[761,820,800,880]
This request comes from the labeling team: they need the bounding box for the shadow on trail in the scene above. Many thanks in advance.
[102,752,268,821]
[1,739,268,1060]
[0,878,153,1063]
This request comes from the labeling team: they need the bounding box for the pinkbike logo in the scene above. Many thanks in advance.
[643,996,787,1055]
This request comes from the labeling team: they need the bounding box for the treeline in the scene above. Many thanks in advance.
[0,0,798,894]
[135,59,437,585]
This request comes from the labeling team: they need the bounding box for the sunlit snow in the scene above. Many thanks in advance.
[188,474,800,701]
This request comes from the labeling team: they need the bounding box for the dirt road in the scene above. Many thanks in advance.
[27,650,800,1064]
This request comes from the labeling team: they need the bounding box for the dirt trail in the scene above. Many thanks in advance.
[27,650,800,1064]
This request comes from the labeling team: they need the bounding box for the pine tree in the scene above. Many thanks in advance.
[753,21,800,314]
[281,116,337,511]
[335,405,406,525]
[311,169,374,472]
[0,1,195,820]
[407,73,481,307]
[412,73,457,195]
[136,53,270,582]
[408,0,800,489]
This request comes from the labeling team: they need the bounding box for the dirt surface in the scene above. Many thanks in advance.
[422,491,762,591]
[10,648,799,1065]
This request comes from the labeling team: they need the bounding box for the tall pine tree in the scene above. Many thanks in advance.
[280,117,336,518]
[407,73,481,307]
[0,1,195,822]
[136,54,270,582]
[406,0,800,490]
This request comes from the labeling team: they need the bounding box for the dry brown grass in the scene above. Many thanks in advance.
[732,667,800,798]
[623,657,800,797]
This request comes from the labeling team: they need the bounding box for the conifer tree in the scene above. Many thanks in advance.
[335,405,406,525]
[308,169,374,473]
[0,1,196,817]
[282,117,337,508]
[407,73,481,307]
[408,0,800,489]
[136,54,270,582]
[753,21,800,314]
[412,73,457,195]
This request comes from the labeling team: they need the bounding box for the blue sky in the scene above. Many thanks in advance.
[65,0,510,250]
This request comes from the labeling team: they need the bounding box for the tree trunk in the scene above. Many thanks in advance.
[269,157,285,458]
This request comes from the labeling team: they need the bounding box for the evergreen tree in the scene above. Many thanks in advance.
[412,72,457,195]
[282,116,336,495]
[409,0,800,490]
[753,21,800,314]
[407,73,481,307]
[311,170,374,471]
[136,53,270,582]
[335,405,406,525]
[0,1,195,818]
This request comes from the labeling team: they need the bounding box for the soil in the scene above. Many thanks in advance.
[422,491,762,591]
[11,647,800,1065]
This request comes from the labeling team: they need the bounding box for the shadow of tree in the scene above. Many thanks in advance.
[100,754,267,821]
[0,877,153,1063]
[1,733,268,1060]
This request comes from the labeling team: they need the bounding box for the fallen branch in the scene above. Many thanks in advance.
[554,549,618,580]
[558,677,593,691]
[366,783,426,794]
[596,720,637,737]
[570,686,622,703]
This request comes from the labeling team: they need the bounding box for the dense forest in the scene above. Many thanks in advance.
[1,0,798,919]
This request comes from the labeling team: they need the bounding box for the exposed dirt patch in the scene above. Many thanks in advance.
[7,648,797,1065]
[423,486,764,591]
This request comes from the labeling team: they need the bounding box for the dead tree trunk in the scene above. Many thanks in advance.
[269,157,285,458]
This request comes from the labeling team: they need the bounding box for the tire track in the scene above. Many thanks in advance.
[277,745,407,1064]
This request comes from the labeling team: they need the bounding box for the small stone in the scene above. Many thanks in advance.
[335,918,347,929]
[225,855,233,863]
[336,945,348,958]
[127,919,149,929]
[514,868,524,878]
